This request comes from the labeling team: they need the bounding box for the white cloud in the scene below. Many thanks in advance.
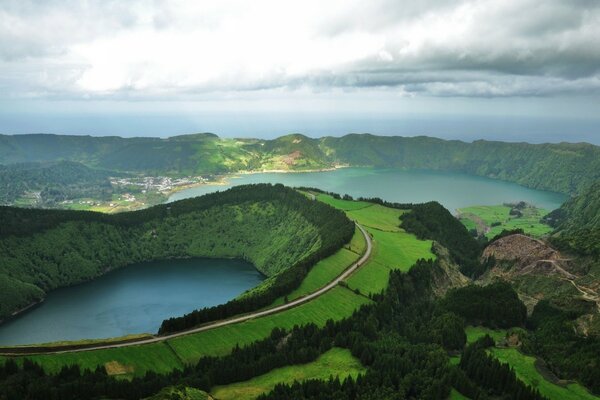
[0,0,599,99]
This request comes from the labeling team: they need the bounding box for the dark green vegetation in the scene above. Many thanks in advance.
[1,132,599,194]
[443,282,527,328]
[547,181,600,256]
[525,301,600,394]
[0,184,353,322]
[0,161,118,206]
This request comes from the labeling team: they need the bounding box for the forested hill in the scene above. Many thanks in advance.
[0,161,119,206]
[1,133,599,194]
[547,181,600,256]
[0,184,354,322]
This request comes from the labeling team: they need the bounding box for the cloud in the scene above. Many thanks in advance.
[0,0,599,99]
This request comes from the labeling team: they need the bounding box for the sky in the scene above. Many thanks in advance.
[0,0,599,143]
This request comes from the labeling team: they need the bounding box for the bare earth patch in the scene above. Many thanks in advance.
[104,360,135,375]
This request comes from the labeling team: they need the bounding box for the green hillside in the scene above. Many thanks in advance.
[1,133,599,194]
[548,181,600,256]
[0,184,353,322]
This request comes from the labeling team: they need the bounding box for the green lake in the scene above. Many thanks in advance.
[170,168,567,211]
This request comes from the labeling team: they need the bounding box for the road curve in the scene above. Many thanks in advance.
[1,223,373,355]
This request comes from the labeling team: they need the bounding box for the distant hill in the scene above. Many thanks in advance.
[1,133,599,194]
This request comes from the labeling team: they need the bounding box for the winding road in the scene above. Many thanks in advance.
[1,223,373,355]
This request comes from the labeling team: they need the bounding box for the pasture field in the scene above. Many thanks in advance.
[314,193,435,297]
[346,204,405,232]
[345,230,435,295]
[314,194,372,211]
[457,205,552,238]
[210,347,365,400]
[270,248,359,306]
[15,342,183,377]
[166,286,371,364]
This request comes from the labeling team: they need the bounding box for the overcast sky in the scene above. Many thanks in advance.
[1,0,599,141]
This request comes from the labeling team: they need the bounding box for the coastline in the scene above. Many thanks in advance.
[0,298,45,326]
[165,164,349,198]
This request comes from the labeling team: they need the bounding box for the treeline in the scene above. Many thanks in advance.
[0,184,353,322]
[523,300,600,394]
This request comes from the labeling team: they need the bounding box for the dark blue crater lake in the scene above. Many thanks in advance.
[0,258,263,346]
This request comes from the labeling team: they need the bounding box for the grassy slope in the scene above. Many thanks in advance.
[458,205,553,238]
[210,347,365,400]
[2,193,435,378]
[464,326,598,400]
[315,194,436,295]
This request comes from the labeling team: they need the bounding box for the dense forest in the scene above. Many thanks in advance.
[546,180,600,256]
[1,132,598,194]
[0,184,354,322]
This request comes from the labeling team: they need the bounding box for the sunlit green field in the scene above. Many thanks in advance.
[457,205,553,238]
[210,347,365,400]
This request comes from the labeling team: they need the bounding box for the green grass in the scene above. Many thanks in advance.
[166,286,371,365]
[345,229,435,295]
[315,194,372,211]
[271,248,359,306]
[465,326,507,344]
[449,388,471,400]
[457,205,553,239]
[17,342,183,377]
[463,327,598,400]
[346,204,405,232]
[346,226,367,255]
[490,348,598,400]
[210,347,365,400]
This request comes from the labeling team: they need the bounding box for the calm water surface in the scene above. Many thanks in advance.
[170,168,567,212]
[0,258,262,345]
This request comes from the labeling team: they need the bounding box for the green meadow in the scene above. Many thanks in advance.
[210,347,365,400]
[457,205,553,238]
